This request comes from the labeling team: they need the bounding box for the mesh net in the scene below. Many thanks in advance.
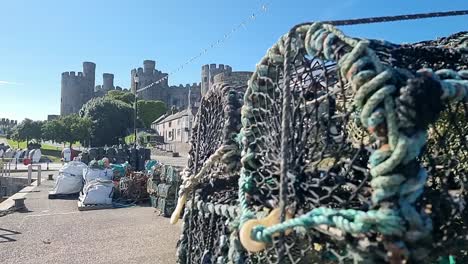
[177,83,245,263]
[177,27,467,264]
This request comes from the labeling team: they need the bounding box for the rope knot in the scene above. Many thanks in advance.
[252,225,270,243]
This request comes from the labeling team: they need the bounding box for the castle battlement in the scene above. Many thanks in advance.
[61,71,87,80]
[201,63,232,95]
[202,64,232,73]
[143,60,155,74]
[169,82,201,90]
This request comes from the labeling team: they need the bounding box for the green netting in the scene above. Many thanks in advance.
[176,25,467,264]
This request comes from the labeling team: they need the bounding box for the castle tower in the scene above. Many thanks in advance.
[143,60,155,74]
[60,62,96,116]
[83,61,96,87]
[201,63,232,96]
[102,73,114,91]
[131,60,168,101]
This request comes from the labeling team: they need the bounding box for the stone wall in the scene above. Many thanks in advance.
[168,83,201,109]
[131,60,201,109]
[213,71,252,88]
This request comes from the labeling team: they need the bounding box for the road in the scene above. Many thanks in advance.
[0,177,182,264]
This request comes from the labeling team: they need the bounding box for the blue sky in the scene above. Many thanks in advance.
[1,0,467,121]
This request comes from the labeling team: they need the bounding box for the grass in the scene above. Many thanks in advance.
[125,132,152,145]
[125,134,135,144]
[6,139,59,150]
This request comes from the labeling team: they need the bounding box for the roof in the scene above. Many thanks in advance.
[153,114,167,124]
[152,108,195,124]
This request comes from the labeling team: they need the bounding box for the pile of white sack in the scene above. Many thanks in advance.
[3,148,15,159]
[79,165,114,205]
[50,161,88,195]
[29,149,42,163]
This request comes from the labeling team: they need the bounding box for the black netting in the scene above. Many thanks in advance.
[177,83,245,263]
[241,44,379,264]
[177,28,468,264]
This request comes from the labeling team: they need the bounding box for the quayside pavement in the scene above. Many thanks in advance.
[0,174,181,264]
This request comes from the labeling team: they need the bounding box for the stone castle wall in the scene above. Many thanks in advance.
[168,83,201,109]
[130,60,201,109]
[213,71,252,88]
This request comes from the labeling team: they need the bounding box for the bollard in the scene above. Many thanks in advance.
[13,197,26,210]
[27,164,41,186]
[47,161,49,171]
[37,166,41,186]
[48,174,54,181]
[27,164,32,185]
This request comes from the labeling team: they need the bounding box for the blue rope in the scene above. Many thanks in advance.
[238,22,468,255]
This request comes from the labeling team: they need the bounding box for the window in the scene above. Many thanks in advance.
[204,77,208,82]
[177,129,181,136]
[169,121,171,127]
[177,119,180,125]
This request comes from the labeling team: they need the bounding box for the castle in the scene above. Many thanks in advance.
[60,60,252,116]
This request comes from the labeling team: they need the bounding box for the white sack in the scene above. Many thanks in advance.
[14,150,21,160]
[29,149,42,163]
[62,148,71,162]
[50,173,83,195]
[4,149,15,159]
[49,161,89,195]
[60,161,87,177]
[79,179,114,205]
[83,168,113,182]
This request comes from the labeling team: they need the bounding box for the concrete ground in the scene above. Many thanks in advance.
[151,154,189,169]
[0,175,182,264]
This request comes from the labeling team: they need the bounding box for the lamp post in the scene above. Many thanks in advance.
[187,85,191,142]
[133,74,139,148]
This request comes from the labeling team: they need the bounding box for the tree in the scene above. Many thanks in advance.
[107,90,135,105]
[12,119,43,145]
[69,116,92,147]
[79,97,134,146]
[137,100,167,128]
[42,119,66,143]
[42,114,92,148]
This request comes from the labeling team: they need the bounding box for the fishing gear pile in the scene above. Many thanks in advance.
[173,24,467,264]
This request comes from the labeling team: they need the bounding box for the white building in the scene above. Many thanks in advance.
[151,108,196,143]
